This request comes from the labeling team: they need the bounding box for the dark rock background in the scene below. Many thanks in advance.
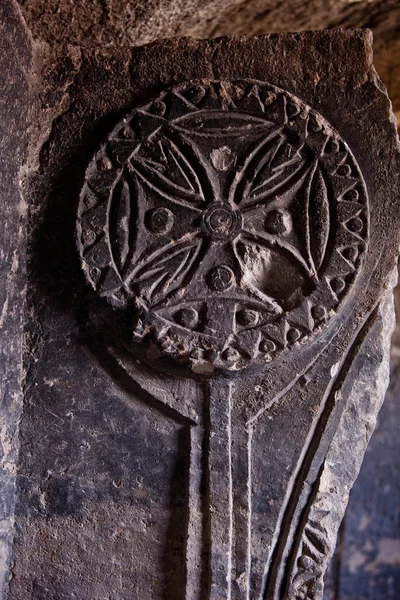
[12,2,400,598]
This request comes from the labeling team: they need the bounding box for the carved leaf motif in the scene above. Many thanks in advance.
[232,131,310,209]
[304,524,329,558]
[308,168,330,272]
[132,240,203,303]
[283,521,329,600]
[173,111,274,138]
[108,177,136,276]
[130,134,207,207]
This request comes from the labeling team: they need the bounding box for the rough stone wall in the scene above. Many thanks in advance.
[17,0,400,115]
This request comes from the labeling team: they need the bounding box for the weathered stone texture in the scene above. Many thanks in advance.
[324,298,400,598]
[0,1,31,597]
[1,0,400,593]
[3,26,397,600]
[17,0,400,113]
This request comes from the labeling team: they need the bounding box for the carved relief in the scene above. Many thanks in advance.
[77,80,368,374]
[76,80,372,600]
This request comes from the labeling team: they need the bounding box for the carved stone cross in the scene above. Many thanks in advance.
[3,20,400,600]
[75,77,384,599]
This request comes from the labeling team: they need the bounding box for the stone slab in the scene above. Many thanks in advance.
[2,24,400,600]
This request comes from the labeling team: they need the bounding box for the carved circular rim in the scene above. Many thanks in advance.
[77,79,369,373]
[201,202,242,240]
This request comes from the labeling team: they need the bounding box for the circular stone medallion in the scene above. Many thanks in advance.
[77,80,369,372]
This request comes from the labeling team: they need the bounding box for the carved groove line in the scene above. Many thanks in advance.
[228,382,234,600]
[76,79,373,600]
[262,303,380,600]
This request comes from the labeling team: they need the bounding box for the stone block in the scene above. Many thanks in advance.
[1,15,400,599]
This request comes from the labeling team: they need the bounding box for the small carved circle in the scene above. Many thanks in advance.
[150,101,166,116]
[259,339,276,354]
[202,203,241,239]
[237,309,259,327]
[264,210,287,235]
[287,102,301,118]
[90,266,101,284]
[342,246,359,262]
[331,277,346,294]
[82,229,96,245]
[175,307,198,329]
[145,207,174,235]
[347,216,364,233]
[206,266,234,291]
[222,348,241,363]
[209,208,233,233]
[343,189,359,202]
[298,555,315,570]
[325,139,340,153]
[186,85,206,104]
[337,164,352,177]
[287,328,301,343]
[311,306,326,322]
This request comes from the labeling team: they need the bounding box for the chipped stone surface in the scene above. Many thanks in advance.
[289,276,396,600]
[324,293,400,600]
[16,0,400,115]
[0,1,31,598]
[2,21,400,600]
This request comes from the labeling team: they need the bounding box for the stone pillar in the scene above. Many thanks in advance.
[2,19,400,600]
